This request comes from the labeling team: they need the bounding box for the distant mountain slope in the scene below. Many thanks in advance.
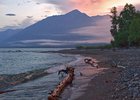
[1,10,111,47]
[0,29,22,42]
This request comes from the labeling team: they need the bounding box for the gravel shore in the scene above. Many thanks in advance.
[53,48,140,100]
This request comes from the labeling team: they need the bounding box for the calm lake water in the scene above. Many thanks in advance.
[0,48,77,100]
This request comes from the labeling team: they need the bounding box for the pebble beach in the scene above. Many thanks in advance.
[54,48,140,100]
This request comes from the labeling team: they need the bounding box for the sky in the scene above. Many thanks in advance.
[0,0,140,31]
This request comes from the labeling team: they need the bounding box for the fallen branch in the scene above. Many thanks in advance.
[48,67,74,100]
[84,58,99,68]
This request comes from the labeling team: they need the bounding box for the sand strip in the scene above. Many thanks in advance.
[60,57,108,100]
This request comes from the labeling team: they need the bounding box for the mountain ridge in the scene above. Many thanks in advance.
[0,9,110,47]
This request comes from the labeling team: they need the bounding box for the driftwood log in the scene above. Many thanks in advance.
[84,58,99,68]
[48,67,74,100]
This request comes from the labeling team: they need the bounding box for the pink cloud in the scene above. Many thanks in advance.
[65,0,140,16]
[67,0,106,15]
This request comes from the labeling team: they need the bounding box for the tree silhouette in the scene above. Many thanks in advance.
[110,7,118,38]
[110,3,139,47]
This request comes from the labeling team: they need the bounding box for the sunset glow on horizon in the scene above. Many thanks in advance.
[0,0,140,30]
[68,0,140,16]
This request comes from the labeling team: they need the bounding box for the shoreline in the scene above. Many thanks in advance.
[0,48,139,99]
[60,56,108,100]
[53,48,140,100]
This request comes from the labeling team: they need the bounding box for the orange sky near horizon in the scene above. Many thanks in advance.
[68,0,140,15]
[0,0,140,30]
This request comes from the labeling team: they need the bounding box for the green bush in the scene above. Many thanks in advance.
[128,16,140,46]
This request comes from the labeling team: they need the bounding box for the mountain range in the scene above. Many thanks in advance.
[0,10,111,47]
